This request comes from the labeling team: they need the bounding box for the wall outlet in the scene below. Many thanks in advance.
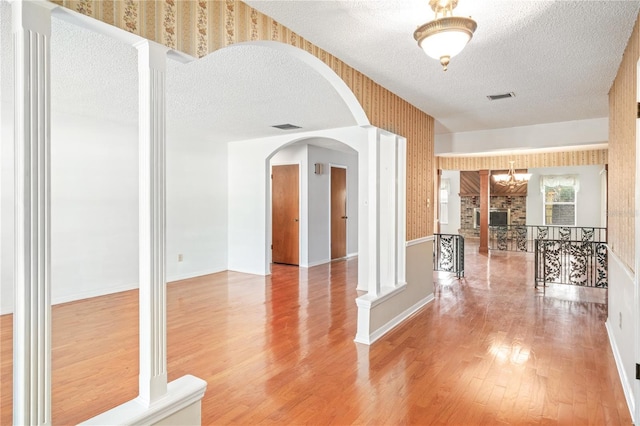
[178,254,183,262]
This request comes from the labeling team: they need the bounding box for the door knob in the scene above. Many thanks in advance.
[341,216,348,219]
[294,218,299,222]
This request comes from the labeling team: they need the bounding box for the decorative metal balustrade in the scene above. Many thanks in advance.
[434,233,465,278]
[534,239,608,290]
[489,225,607,252]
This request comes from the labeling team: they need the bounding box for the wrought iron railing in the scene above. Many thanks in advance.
[489,225,607,252]
[534,239,608,290]
[434,233,464,278]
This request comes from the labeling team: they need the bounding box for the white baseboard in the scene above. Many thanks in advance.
[307,258,331,267]
[167,267,226,283]
[52,283,139,306]
[605,320,636,424]
[0,303,14,316]
[1,282,140,315]
[0,268,227,315]
[306,254,358,268]
[354,292,434,345]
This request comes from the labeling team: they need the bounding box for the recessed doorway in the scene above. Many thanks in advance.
[271,164,300,265]
[331,166,347,259]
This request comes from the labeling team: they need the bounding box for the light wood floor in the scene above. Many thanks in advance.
[0,245,632,424]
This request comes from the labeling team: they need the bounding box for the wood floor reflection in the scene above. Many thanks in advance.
[0,243,632,424]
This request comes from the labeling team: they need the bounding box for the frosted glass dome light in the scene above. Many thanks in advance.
[414,0,477,71]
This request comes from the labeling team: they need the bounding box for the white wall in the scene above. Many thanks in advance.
[439,170,460,234]
[166,127,228,282]
[50,112,139,305]
[271,142,359,268]
[228,127,371,281]
[0,6,229,312]
[307,144,358,263]
[526,165,603,227]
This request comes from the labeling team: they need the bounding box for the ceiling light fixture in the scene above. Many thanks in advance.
[413,0,477,71]
[493,161,531,188]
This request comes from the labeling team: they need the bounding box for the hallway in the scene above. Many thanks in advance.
[0,244,632,424]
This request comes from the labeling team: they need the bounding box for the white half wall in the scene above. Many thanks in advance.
[354,238,434,344]
[526,165,603,227]
[606,248,636,423]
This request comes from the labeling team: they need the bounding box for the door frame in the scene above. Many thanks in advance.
[329,164,348,260]
[270,161,302,266]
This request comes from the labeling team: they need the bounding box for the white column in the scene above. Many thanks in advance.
[136,40,169,406]
[367,129,380,296]
[395,135,407,285]
[12,1,52,424]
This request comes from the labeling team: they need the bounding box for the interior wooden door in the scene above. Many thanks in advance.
[272,164,299,265]
[331,166,347,259]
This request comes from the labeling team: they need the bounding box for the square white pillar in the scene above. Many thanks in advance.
[12,1,52,424]
[136,39,169,405]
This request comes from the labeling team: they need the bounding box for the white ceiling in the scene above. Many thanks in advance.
[49,16,358,142]
[3,1,640,150]
[1,7,359,144]
[245,0,640,135]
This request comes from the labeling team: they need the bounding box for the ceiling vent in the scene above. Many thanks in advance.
[487,92,515,101]
[272,123,302,130]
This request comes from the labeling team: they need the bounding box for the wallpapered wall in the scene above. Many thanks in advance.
[608,16,638,272]
[437,149,608,171]
[51,0,435,241]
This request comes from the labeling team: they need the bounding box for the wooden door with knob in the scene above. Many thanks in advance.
[272,164,299,265]
[331,166,347,259]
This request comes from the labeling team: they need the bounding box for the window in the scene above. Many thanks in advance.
[541,175,579,226]
[440,179,449,225]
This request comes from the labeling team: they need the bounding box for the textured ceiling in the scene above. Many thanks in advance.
[245,0,640,135]
[2,12,358,143]
[166,43,358,142]
[3,1,640,149]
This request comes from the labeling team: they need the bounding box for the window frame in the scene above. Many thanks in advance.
[541,175,579,226]
[439,178,450,225]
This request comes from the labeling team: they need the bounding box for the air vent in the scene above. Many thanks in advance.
[272,123,302,130]
[487,92,515,101]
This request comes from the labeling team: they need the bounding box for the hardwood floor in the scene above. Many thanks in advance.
[0,244,632,424]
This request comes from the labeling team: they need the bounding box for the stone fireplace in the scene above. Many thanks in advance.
[460,196,526,239]
[473,208,511,228]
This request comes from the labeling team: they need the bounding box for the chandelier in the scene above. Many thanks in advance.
[493,161,532,188]
[413,0,477,71]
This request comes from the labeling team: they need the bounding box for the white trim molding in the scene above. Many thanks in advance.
[12,1,53,423]
[80,375,207,426]
[137,39,170,405]
[606,321,635,424]
[407,236,435,247]
[354,284,434,345]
